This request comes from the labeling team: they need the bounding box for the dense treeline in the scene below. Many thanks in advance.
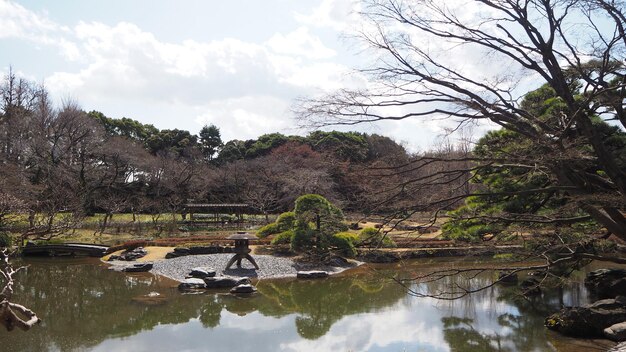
[0,70,474,237]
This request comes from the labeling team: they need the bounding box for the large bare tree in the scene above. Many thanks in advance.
[298,0,626,239]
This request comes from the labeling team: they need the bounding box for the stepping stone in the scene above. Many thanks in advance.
[122,263,153,272]
[188,267,216,279]
[605,322,626,342]
[178,278,206,291]
[165,252,179,259]
[230,284,257,294]
[297,270,329,279]
[204,276,250,288]
[173,247,190,255]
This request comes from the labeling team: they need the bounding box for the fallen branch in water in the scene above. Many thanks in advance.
[0,248,40,331]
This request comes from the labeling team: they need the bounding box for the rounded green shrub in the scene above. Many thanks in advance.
[333,232,359,244]
[291,222,315,251]
[257,223,279,238]
[330,233,357,257]
[271,230,294,245]
[359,227,395,247]
[276,212,295,231]
[0,232,12,247]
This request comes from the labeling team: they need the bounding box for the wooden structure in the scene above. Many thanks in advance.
[21,243,109,257]
[225,232,259,270]
[183,203,250,223]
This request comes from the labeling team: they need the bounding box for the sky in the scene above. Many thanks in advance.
[0,0,484,151]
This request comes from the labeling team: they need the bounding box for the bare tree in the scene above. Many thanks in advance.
[297,0,626,239]
[0,249,40,331]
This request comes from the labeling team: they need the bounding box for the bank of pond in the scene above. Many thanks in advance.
[0,257,620,351]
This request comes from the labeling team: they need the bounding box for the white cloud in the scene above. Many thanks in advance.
[0,0,79,61]
[0,0,59,39]
[194,96,293,141]
[295,0,362,32]
[0,0,364,143]
[267,27,336,59]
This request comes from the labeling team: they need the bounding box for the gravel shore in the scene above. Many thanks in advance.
[108,253,358,282]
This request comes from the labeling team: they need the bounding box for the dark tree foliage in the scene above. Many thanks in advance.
[198,124,223,162]
[444,84,626,241]
[88,111,159,146]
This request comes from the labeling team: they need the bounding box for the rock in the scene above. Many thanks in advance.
[349,222,362,230]
[297,271,329,279]
[608,342,626,352]
[605,322,626,342]
[325,255,349,267]
[122,247,148,261]
[189,246,219,255]
[111,247,148,261]
[165,252,179,259]
[173,247,190,255]
[586,269,626,299]
[546,296,626,337]
[230,284,257,294]
[188,267,216,279]
[122,263,153,272]
[178,278,206,291]
[204,276,251,288]
[498,271,518,284]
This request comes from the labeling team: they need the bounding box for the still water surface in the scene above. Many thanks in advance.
[0,257,614,351]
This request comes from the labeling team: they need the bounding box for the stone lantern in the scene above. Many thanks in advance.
[225,232,259,270]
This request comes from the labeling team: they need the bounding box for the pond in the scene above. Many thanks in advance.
[0,257,615,351]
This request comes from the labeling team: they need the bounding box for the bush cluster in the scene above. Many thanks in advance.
[0,232,11,247]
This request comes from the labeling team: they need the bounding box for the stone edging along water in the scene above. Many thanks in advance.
[106,253,360,282]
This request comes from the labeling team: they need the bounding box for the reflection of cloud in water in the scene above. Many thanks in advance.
[219,311,291,332]
[87,285,542,352]
[282,302,448,352]
[90,317,302,352]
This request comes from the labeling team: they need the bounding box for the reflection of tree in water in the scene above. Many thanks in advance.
[1,259,210,351]
[199,296,222,328]
[439,270,590,352]
[3,258,589,351]
[442,316,510,352]
[2,258,407,351]
[256,275,405,340]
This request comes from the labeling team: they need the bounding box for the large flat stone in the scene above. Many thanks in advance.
[188,267,216,279]
[606,322,626,342]
[122,263,153,272]
[230,284,257,294]
[546,296,626,337]
[297,271,329,279]
[178,278,206,291]
[204,276,251,288]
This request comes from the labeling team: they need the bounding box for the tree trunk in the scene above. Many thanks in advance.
[580,204,626,241]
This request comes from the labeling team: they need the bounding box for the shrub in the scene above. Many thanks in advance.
[0,232,11,248]
[291,222,315,251]
[257,223,279,238]
[293,194,348,251]
[271,230,294,245]
[276,212,295,231]
[442,221,500,242]
[333,232,359,244]
[358,227,395,247]
[330,233,357,257]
